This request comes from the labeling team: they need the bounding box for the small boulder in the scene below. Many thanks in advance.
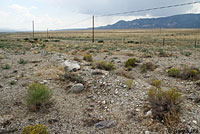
[69,83,84,93]
[62,60,80,72]
[94,120,116,129]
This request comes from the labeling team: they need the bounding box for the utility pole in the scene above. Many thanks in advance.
[47,28,49,38]
[32,20,35,39]
[92,15,94,43]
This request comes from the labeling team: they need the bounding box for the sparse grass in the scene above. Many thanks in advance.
[83,54,93,62]
[18,58,27,64]
[125,58,136,68]
[21,124,50,134]
[25,83,52,110]
[2,64,10,70]
[94,61,115,71]
[148,87,182,127]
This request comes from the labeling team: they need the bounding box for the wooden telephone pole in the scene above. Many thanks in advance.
[32,20,35,39]
[47,28,49,38]
[92,15,94,43]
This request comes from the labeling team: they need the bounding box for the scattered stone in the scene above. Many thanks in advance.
[94,120,116,129]
[145,130,150,134]
[62,60,80,72]
[92,71,104,75]
[0,85,2,88]
[193,120,197,125]
[196,80,200,86]
[136,109,140,112]
[0,115,14,128]
[69,83,84,93]
[145,110,152,117]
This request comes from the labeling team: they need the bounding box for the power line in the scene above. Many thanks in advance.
[64,17,92,28]
[96,1,200,17]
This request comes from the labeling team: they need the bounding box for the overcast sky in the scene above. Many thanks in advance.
[0,0,200,30]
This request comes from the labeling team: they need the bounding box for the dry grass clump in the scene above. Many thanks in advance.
[115,68,134,79]
[148,87,182,127]
[35,65,65,80]
[93,61,115,71]
[83,54,93,62]
[60,71,83,84]
[150,79,162,88]
[21,124,50,134]
[141,62,157,73]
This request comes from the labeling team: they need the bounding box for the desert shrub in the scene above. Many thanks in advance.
[127,41,134,43]
[18,58,27,64]
[141,62,157,73]
[135,41,140,44]
[158,49,168,57]
[83,54,93,62]
[98,40,104,43]
[43,40,49,42]
[148,87,182,126]
[25,83,52,109]
[125,58,136,68]
[10,80,16,85]
[2,64,10,70]
[33,38,38,41]
[24,38,29,41]
[184,52,192,57]
[52,39,60,42]
[126,79,134,89]
[168,68,181,77]
[179,66,199,80]
[21,124,50,134]
[95,61,115,71]
[150,79,162,88]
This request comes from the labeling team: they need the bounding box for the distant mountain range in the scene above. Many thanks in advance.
[0,28,17,33]
[96,13,200,29]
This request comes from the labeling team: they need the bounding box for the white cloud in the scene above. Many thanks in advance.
[10,4,36,17]
[0,11,8,17]
[187,3,200,13]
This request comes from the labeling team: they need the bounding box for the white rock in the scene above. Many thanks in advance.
[136,109,140,112]
[145,131,150,134]
[69,83,84,93]
[193,120,197,125]
[146,110,152,117]
[62,60,80,72]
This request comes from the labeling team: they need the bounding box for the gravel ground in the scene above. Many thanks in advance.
[0,44,200,134]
